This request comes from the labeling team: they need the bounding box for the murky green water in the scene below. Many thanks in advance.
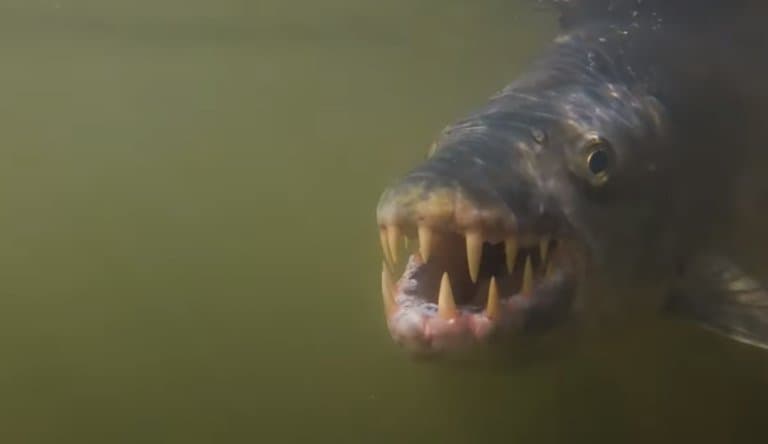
[1,1,767,443]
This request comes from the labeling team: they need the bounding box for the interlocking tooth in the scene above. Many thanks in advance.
[505,237,518,273]
[386,225,401,264]
[539,236,550,263]
[521,255,534,297]
[379,227,393,265]
[466,232,483,283]
[381,262,395,314]
[427,142,438,158]
[486,276,500,319]
[418,225,433,263]
[438,272,458,320]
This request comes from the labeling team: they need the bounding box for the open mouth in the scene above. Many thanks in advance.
[379,225,576,354]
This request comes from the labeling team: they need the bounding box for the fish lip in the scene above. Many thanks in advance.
[376,180,520,240]
[382,240,583,355]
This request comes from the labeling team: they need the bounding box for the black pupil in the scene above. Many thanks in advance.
[588,149,610,175]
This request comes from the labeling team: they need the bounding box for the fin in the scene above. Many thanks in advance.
[665,255,768,350]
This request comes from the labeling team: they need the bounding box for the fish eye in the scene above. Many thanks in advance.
[588,148,610,175]
[582,138,614,186]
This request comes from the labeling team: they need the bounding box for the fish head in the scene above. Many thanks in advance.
[376,80,683,355]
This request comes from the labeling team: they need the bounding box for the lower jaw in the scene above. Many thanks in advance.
[383,255,574,354]
[387,296,528,354]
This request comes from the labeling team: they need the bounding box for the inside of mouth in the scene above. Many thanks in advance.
[394,231,557,312]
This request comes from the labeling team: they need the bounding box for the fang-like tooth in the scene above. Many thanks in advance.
[486,276,500,319]
[387,225,401,264]
[438,272,458,320]
[466,232,483,283]
[379,227,393,265]
[505,237,518,273]
[540,237,550,262]
[418,225,433,263]
[427,142,438,158]
[521,256,534,296]
[381,262,395,314]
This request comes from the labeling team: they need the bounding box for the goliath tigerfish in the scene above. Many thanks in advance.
[376,0,768,355]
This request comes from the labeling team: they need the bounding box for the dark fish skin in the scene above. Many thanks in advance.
[376,2,768,352]
[548,0,766,31]
[380,23,697,278]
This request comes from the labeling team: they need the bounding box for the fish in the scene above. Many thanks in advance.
[375,0,768,355]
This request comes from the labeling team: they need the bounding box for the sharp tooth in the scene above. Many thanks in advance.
[381,262,395,314]
[540,236,550,263]
[387,225,401,264]
[438,272,458,320]
[381,263,397,314]
[379,227,393,265]
[505,237,518,273]
[417,225,433,263]
[521,256,534,296]
[486,276,500,319]
[427,142,438,158]
[466,232,483,283]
